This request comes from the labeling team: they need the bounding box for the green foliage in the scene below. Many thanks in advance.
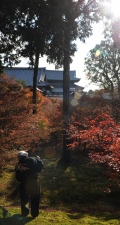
[0,0,110,70]
[84,20,120,93]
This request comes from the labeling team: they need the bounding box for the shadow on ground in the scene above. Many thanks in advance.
[0,207,34,225]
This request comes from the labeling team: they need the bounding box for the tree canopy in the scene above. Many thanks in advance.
[84,20,120,95]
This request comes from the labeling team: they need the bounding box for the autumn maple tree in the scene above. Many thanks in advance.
[69,95,120,181]
[0,74,63,168]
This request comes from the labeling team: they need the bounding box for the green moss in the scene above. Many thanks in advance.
[0,152,120,224]
[0,208,120,224]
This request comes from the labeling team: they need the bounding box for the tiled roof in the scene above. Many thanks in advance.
[5,67,47,87]
[5,67,80,86]
[50,87,75,93]
[46,70,80,81]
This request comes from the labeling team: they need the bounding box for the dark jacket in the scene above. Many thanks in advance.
[15,156,44,183]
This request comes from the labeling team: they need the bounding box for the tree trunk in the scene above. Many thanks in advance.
[61,17,72,163]
[63,48,70,124]
[33,52,39,114]
[118,80,120,99]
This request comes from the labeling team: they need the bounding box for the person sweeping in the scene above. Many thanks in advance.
[15,151,43,218]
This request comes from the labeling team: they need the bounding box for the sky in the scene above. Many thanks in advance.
[17,22,104,91]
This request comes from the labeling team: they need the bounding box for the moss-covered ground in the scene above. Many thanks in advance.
[0,145,120,224]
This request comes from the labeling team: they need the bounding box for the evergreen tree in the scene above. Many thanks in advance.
[47,0,109,162]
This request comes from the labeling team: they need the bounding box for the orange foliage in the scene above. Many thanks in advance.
[69,95,120,178]
[0,75,63,160]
